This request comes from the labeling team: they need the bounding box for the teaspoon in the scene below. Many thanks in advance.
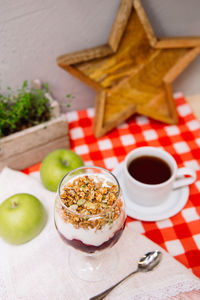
[89,250,162,300]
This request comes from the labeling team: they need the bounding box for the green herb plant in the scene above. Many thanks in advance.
[0,81,52,138]
[65,94,75,108]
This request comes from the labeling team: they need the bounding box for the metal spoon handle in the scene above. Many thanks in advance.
[89,269,138,300]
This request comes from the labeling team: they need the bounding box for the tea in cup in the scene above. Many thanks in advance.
[123,147,196,207]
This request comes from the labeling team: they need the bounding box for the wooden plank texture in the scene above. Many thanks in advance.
[135,0,200,48]
[0,115,68,159]
[156,38,200,49]
[108,0,133,52]
[57,45,113,66]
[57,0,200,138]
[133,0,157,48]
[0,135,69,171]
[73,10,199,137]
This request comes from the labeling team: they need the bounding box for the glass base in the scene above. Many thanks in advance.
[69,247,118,282]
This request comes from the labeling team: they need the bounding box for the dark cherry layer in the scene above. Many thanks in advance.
[58,222,126,253]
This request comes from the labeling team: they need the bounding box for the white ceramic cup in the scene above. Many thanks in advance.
[123,147,196,207]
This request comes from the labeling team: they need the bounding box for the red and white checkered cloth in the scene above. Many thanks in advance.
[23,93,200,278]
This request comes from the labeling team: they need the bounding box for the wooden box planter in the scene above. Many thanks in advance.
[0,99,69,171]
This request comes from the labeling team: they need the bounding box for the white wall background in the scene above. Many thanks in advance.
[0,0,199,111]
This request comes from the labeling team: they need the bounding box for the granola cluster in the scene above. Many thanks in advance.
[57,175,123,230]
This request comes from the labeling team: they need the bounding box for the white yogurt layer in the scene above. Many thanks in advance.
[55,209,125,246]
[56,173,124,246]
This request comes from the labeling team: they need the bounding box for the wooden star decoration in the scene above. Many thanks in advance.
[57,0,200,138]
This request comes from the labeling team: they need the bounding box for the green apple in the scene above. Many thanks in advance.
[40,149,84,192]
[0,193,46,245]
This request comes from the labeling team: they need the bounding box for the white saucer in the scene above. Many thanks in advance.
[113,162,189,221]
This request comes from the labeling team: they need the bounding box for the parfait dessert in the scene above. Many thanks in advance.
[55,166,126,255]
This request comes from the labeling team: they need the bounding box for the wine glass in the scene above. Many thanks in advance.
[54,166,126,281]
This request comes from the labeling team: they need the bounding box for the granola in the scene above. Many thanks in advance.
[57,175,122,231]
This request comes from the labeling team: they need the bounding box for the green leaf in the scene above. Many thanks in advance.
[44,82,49,92]
[22,80,28,89]
[0,80,52,137]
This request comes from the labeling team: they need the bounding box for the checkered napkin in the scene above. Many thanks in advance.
[23,94,200,278]
[0,167,200,300]
[58,93,200,278]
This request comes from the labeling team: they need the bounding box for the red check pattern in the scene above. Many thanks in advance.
[23,94,200,278]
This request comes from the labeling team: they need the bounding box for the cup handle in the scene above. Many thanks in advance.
[173,167,196,190]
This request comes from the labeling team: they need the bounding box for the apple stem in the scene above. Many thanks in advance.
[62,160,69,167]
[12,201,18,208]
